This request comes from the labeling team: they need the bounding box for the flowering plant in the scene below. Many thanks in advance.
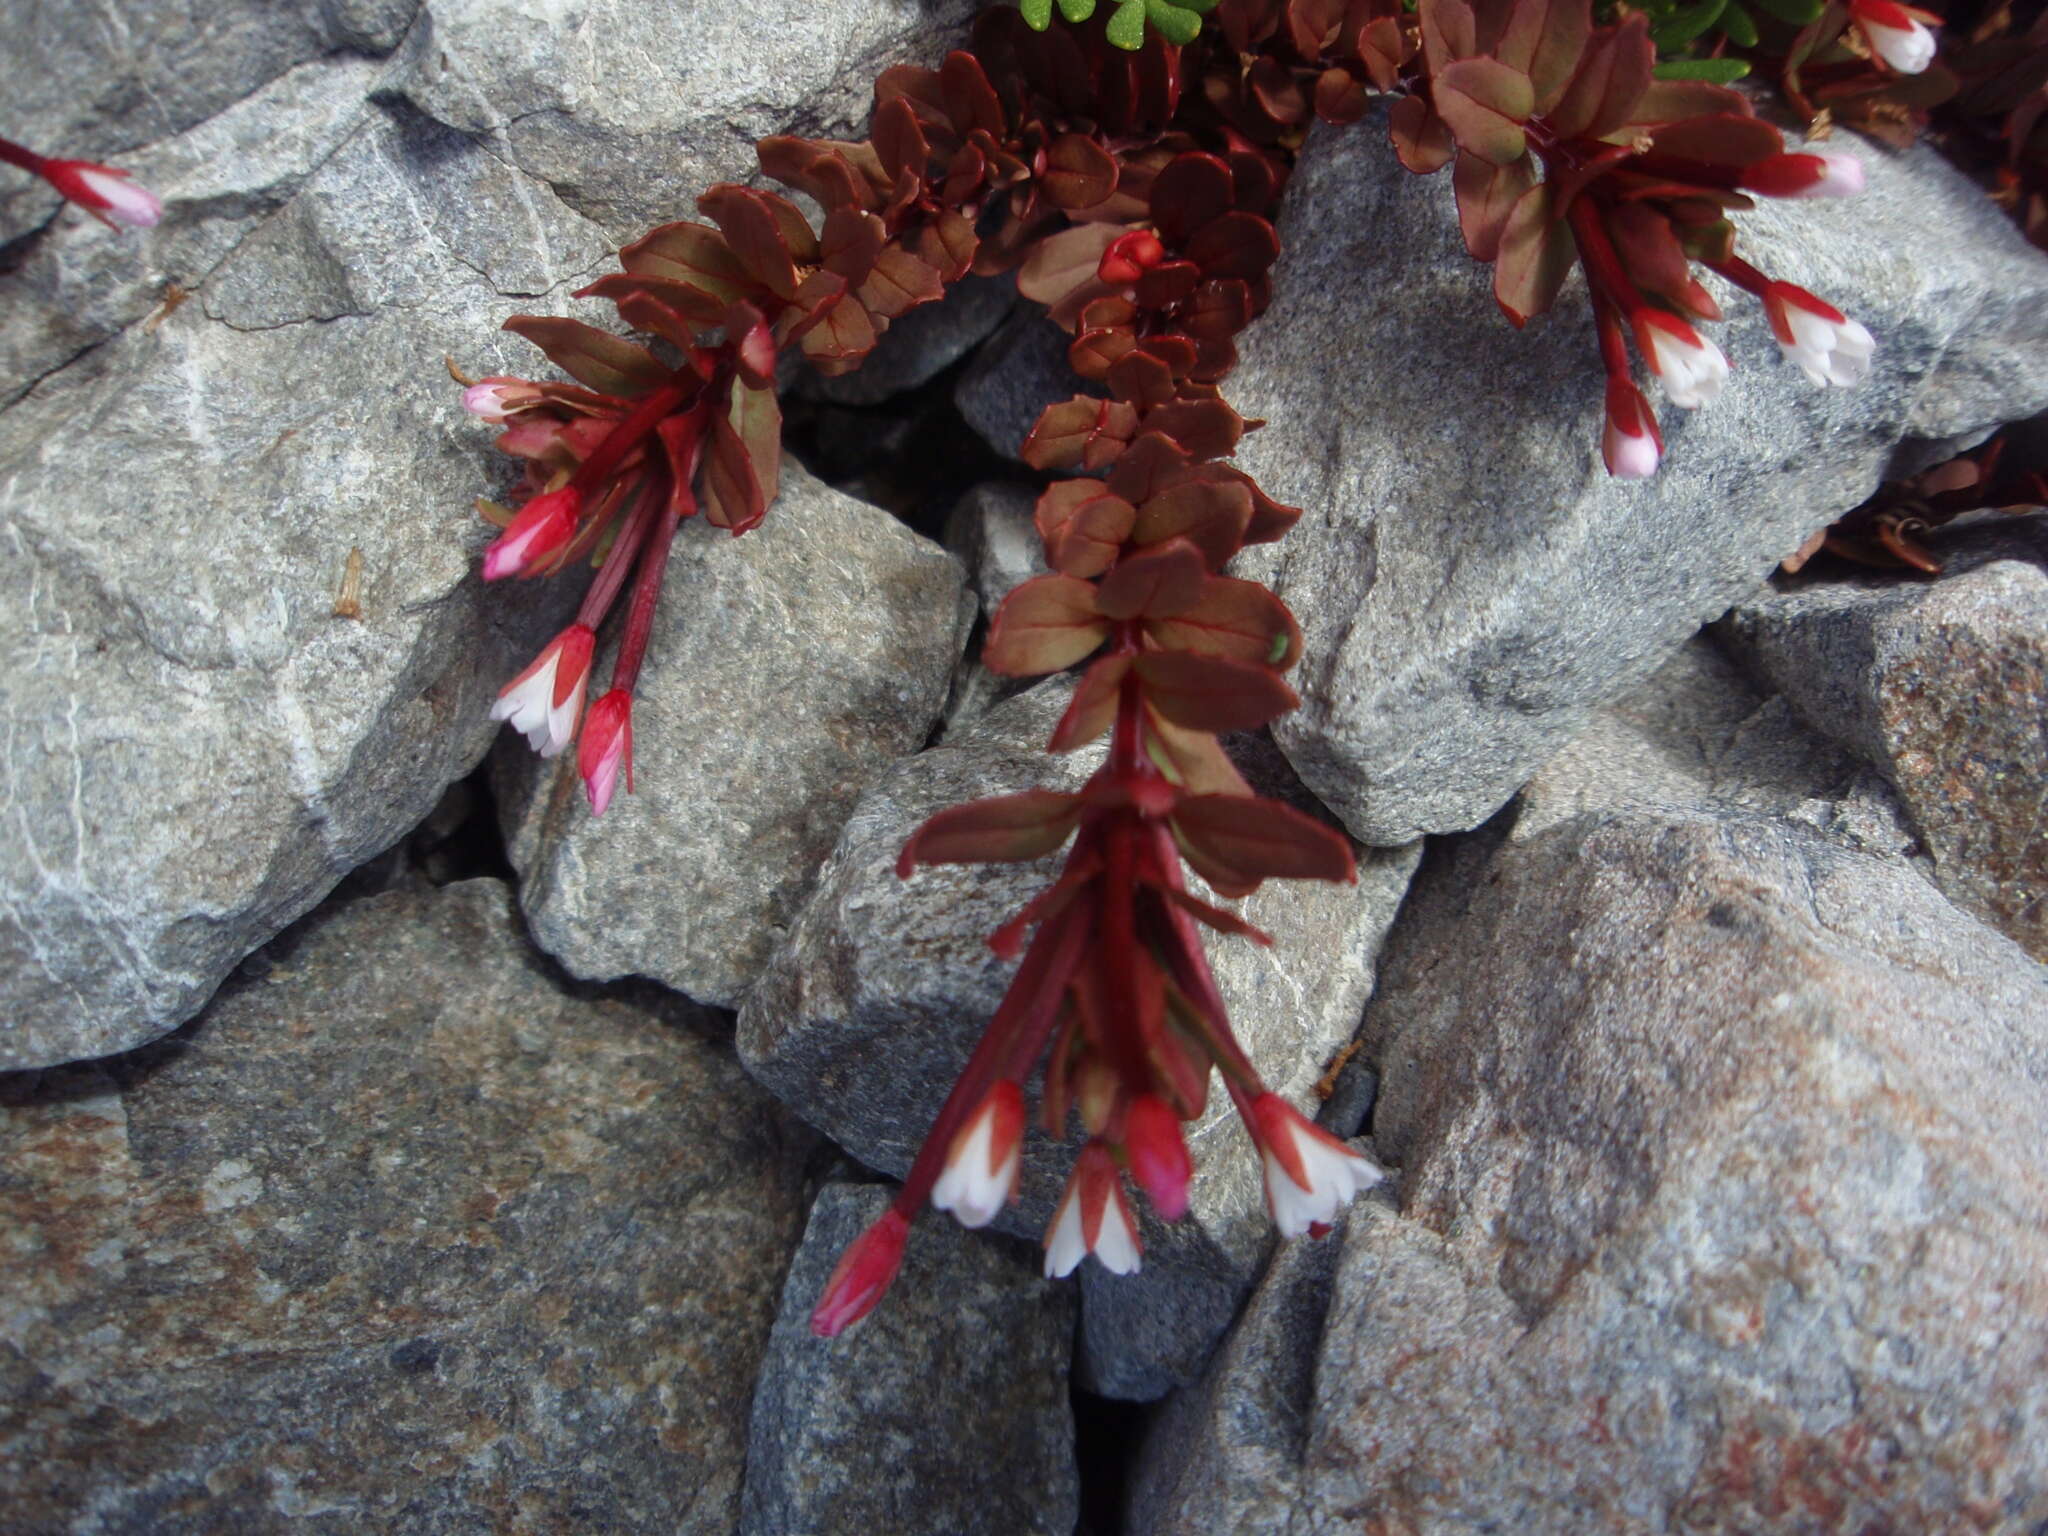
[448,0,1975,1332]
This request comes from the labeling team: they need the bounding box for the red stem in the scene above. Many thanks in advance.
[1704,254,1772,299]
[0,137,47,174]
[570,375,698,496]
[609,502,681,698]
[574,473,661,632]
[1566,194,1650,320]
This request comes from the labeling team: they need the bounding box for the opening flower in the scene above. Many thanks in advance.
[481,485,582,582]
[490,624,594,758]
[811,1209,909,1338]
[40,158,163,228]
[1765,283,1876,388]
[1123,1094,1193,1222]
[930,1080,1025,1229]
[1043,1141,1142,1279]
[1633,310,1730,410]
[1740,152,1867,201]
[462,378,543,423]
[1249,1093,1384,1239]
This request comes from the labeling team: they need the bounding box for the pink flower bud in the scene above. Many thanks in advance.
[462,378,542,423]
[811,1209,910,1337]
[1043,1142,1142,1279]
[481,485,582,582]
[931,1080,1025,1229]
[1602,377,1663,480]
[1740,151,1866,200]
[1632,308,1729,411]
[1097,229,1166,286]
[578,690,635,815]
[39,159,163,228]
[1247,1093,1383,1239]
[490,624,595,758]
[1850,0,1939,74]
[1124,1095,1193,1221]
[1763,282,1876,388]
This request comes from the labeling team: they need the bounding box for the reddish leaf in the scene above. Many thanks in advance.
[1037,482,1137,578]
[1628,79,1752,126]
[1143,710,1253,797]
[1140,335,1199,378]
[1605,203,1692,309]
[1495,0,1590,113]
[1160,885,1272,944]
[784,272,878,376]
[1134,261,1202,310]
[1095,539,1208,621]
[1042,134,1119,211]
[501,316,670,396]
[940,51,1005,140]
[1435,57,1534,166]
[1107,433,1194,506]
[724,300,777,390]
[618,222,755,303]
[859,245,945,321]
[698,185,816,299]
[1389,96,1456,175]
[727,376,780,510]
[1143,399,1247,462]
[1071,326,1139,380]
[1358,18,1411,92]
[1315,69,1369,125]
[1419,0,1477,75]
[1171,794,1356,896]
[578,271,732,329]
[916,210,979,283]
[1186,211,1281,281]
[1021,397,1139,472]
[1017,222,1124,312]
[1453,150,1536,263]
[757,136,874,213]
[1494,182,1575,327]
[1150,154,1235,247]
[1646,114,1783,169]
[1133,651,1299,733]
[701,409,767,534]
[872,96,930,185]
[1131,477,1253,567]
[1107,350,1178,411]
[984,575,1112,675]
[897,791,1084,873]
[1049,655,1132,752]
[1146,577,1302,668]
[821,207,885,285]
[1546,15,1651,142]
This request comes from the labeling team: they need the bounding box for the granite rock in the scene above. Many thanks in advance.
[1229,118,2048,847]
[737,679,1419,1397]
[385,0,978,241]
[1720,515,2048,959]
[495,459,974,1009]
[798,273,1018,409]
[740,1182,1078,1536]
[955,307,1093,462]
[0,879,817,1534]
[0,101,610,1071]
[944,480,1049,613]
[1131,641,2048,1533]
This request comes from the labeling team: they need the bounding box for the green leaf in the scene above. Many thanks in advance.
[1745,0,1821,22]
[1020,0,1053,25]
[1720,1,1758,46]
[1650,0,1727,51]
[1106,0,1146,48]
[1145,0,1205,44]
[1651,57,1752,83]
[1058,0,1097,18]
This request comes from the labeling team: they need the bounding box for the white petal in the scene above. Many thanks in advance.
[932,1110,1014,1229]
[1043,1190,1088,1278]
[1092,1195,1142,1275]
[490,654,562,754]
[78,167,162,227]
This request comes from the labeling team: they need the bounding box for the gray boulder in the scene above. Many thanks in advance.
[1720,515,2048,960]
[385,0,978,241]
[956,307,1092,461]
[740,1182,1078,1536]
[495,459,973,1009]
[798,272,1018,408]
[0,879,818,1534]
[0,100,608,1071]
[0,0,976,1069]
[1130,640,2048,1533]
[1229,118,2048,847]
[737,679,1419,1397]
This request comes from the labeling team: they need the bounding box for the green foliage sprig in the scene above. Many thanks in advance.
[1018,0,1220,48]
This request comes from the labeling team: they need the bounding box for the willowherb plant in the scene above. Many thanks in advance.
[458,0,1926,1331]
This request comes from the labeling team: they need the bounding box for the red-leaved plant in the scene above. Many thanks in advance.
[459,0,1892,1332]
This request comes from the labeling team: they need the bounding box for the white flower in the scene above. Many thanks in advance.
[1250,1093,1384,1239]
[490,625,593,758]
[74,165,162,227]
[1766,283,1875,388]
[932,1081,1023,1229]
[1852,0,1937,74]
[1043,1144,1141,1278]
[462,379,537,422]
[1634,310,1729,411]
[1602,378,1663,480]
